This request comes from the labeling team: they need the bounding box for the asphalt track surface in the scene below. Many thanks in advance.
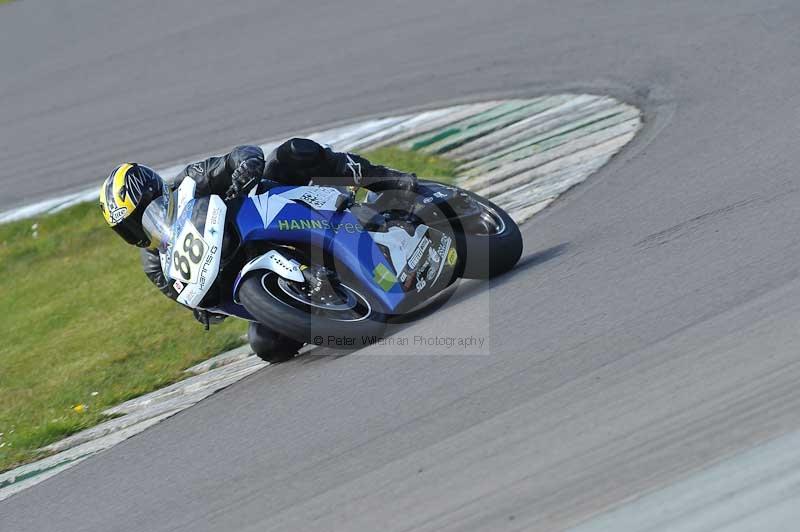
[2,1,800,531]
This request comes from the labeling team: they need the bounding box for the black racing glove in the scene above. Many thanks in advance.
[227,157,265,199]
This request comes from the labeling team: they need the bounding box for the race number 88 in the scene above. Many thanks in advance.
[182,233,205,262]
[173,233,205,280]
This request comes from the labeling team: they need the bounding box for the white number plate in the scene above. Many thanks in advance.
[169,222,208,283]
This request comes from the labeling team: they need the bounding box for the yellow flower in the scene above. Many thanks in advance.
[73,404,86,414]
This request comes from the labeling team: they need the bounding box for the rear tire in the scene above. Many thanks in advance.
[238,272,387,349]
[456,190,523,279]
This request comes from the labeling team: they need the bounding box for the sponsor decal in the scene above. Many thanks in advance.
[299,191,332,210]
[208,206,220,226]
[189,162,205,175]
[178,286,199,307]
[280,187,342,211]
[173,280,185,293]
[447,248,458,266]
[436,235,452,256]
[110,206,128,223]
[407,237,431,270]
[415,277,427,292]
[345,154,362,180]
[378,228,454,295]
[372,263,397,292]
[276,219,365,233]
[197,245,219,289]
[426,263,438,281]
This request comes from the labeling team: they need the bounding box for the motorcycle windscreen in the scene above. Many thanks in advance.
[141,192,176,253]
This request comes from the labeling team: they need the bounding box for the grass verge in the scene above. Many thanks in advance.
[0,147,457,472]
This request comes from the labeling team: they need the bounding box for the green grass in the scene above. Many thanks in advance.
[362,147,459,183]
[0,147,457,472]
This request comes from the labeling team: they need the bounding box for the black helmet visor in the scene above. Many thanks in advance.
[111,207,150,247]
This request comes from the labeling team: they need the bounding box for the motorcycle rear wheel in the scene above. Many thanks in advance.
[454,189,523,279]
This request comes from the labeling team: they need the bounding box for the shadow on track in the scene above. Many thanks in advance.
[294,242,571,364]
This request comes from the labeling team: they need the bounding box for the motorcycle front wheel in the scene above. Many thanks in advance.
[238,271,387,349]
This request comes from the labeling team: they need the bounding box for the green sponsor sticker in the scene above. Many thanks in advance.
[373,263,397,292]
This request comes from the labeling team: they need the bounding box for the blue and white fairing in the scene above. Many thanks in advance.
[158,180,455,318]
[234,186,454,314]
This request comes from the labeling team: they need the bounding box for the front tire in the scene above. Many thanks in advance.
[238,272,386,349]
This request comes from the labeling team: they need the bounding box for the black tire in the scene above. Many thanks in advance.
[456,189,523,279]
[238,272,387,349]
[247,322,303,364]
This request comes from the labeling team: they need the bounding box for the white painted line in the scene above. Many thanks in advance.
[459,101,636,173]
[0,189,96,224]
[488,157,612,210]
[445,94,593,159]
[464,123,640,197]
[343,106,468,151]
[364,101,503,149]
[458,103,636,173]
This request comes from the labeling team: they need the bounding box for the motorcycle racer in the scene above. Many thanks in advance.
[99,138,417,361]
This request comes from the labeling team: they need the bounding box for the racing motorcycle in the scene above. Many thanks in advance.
[142,176,522,357]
